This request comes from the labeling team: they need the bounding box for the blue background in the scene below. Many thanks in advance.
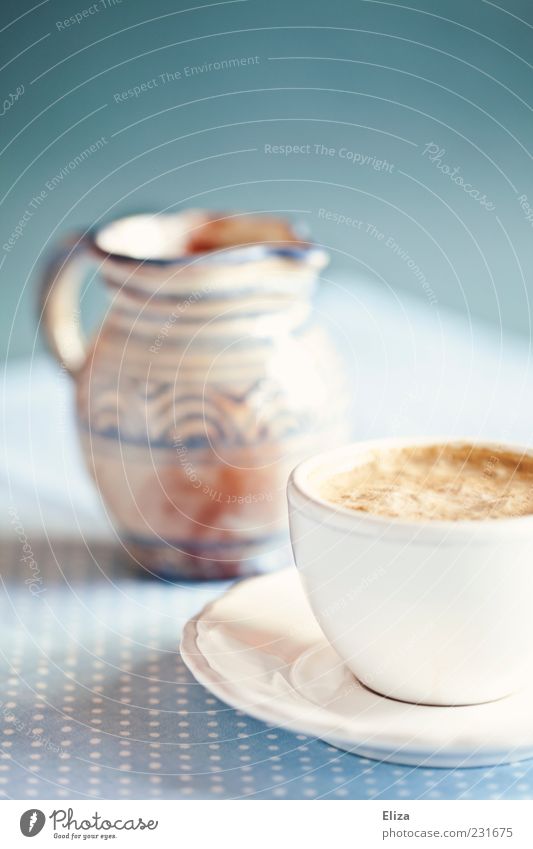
[1,0,533,357]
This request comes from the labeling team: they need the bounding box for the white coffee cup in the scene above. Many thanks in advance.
[287,436,533,706]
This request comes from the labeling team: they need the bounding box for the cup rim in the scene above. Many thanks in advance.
[287,435,533,541]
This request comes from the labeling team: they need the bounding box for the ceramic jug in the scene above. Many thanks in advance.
[40,211,349,579]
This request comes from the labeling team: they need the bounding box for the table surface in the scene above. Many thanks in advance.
[2,280,533,799]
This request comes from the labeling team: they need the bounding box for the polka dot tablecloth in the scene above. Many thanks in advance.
[1,540,532,800]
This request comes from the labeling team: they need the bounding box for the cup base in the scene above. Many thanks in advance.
[356,674,516,708]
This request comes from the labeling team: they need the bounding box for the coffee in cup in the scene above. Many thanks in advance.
[318,443,533,522]
[288,438,533,706]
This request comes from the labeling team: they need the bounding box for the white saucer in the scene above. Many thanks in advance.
[180,569,533,767]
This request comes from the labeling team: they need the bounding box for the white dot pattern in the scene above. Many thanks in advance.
[1,541,532,799]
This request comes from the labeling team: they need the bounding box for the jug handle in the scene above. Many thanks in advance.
[39,236,91,376]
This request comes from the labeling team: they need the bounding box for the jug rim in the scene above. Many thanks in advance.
[89,210,328,269]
